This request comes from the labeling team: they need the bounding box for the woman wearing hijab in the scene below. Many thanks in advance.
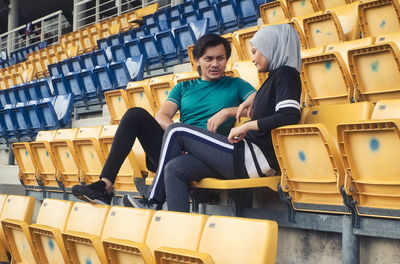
[128,24,302,212]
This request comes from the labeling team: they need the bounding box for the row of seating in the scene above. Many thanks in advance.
[0,197,278,264]
[260,0,400,41]
[300,32,400,105]
[0,94,73,143]
[9,41,48,64]
[13,125,147,193]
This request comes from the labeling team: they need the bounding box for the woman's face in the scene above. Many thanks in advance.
[195,43,228,81]
[251,45,268,72]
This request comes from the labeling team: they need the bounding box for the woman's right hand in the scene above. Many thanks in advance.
[236,93,256,122]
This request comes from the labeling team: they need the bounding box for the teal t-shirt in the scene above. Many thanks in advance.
[167,76,256,136]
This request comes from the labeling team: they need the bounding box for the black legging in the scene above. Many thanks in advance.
[101,107,164,183]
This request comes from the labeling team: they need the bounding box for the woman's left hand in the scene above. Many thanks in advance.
[228,124,249,143]
[228,120,259,144]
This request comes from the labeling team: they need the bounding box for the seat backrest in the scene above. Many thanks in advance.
[65,202,110,235]
[198,216,278,264]
[126,79,156,115]
[148,74,176,109]
[233,26,259,61]
[371,99,400,119]
[101,206,154,242]
[303,102,374,138]
[145,211,208,253]
[232,60,261,89]
[36,199,74,230]
[126,56,144,82]
[35,130,57,141]
[52,128,79,141]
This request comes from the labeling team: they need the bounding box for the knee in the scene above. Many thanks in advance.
[124,107,151,120]
[164,159,185,186]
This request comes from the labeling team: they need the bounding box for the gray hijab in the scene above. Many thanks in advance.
[249,24,301,73]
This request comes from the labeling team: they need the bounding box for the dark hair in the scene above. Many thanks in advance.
[193,33,231,60]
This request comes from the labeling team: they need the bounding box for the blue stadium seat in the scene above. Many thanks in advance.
[125,55,145,82]
[92,49,110,67]
[68,56,83,73]
[14,84,30,103]
[237,0,258,27]
[190,18,210,39]
[22,100,41,136]
[199,6,219,33]
[0,90,8,108]
[132,26,148,39]
[181,1,196,13]
[78,70,99,103]
[93,66,115,95]
[48,63,63,77]
[79,53,96,70]
[109,56,144,89]
[0,104,18,142]
[110,44,128,62]
[97,38,111,50]
[120,30,134,43]
[11,102,32,140]
[154,10,168,22]
[143,14,156,26]
[146,23,161,35]
[109,34,123,46]
[64,74,85,103]
[216,0,239,33]
[36,98,61,130]
[168,5,182,17]
[158,19,169,31]
[182,11,200,24]
[4,87,19,105]
[174,24,198,58]
[195,0,211,9]
[35,79,52,99]
[59,60,72,76]
[155,30,180,65]
[24,82,40,101]
[168,16,185,29]
[125,39,144,58]
[51,76,71,96]
[139,35,162,68]
[53,93,74,127]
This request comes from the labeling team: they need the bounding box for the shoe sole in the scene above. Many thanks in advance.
[123,195,143,208]
[72,188,108,205]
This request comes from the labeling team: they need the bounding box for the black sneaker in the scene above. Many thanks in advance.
[72,181,113,205]
[134,177,151,198]
[123,195,163,210]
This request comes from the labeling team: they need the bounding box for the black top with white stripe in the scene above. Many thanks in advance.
[234,66,301,177]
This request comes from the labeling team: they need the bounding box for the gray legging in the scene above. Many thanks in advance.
[149,123,237,212]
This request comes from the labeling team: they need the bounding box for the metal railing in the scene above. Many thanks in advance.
[0,10,70,55]
[73,0,172,30]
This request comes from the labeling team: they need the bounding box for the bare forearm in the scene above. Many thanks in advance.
[155,113,173,130]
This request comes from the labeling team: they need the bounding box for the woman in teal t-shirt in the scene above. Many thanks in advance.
[71,33,256,205]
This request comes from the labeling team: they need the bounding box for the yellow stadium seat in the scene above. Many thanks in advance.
[271,102,373,215]
[286,0,319,18]
[103,210,207,263]
[260,0,291,25]
[0,195,8,262]
[12,141,40,191]
[64,206,153,264]
[348,33,400,102]
[359,0,400,37]
[28,199,74,264]
[0,195,35,257]
[154,216,278,264]
[134,3,159,19]
[223,32,245,64]
[337,99,400,219]
[4,199,73,264]
[49,128,83,192]
[174,71,200,84]
[126,80,157,116]
[233,26,259,61]
[232,60,264,89]
[315,0,350,10]
[105,89,130,125]
[99,125,143,195]
[301,38,374,105]
[148,74,176,110]
[72,126,105,186]
[288,14,321,49]
[59,202,110,264]
[29,130,66,191]
[303,2,361,48]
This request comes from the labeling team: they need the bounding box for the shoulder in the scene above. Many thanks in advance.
[273,66,300,78]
